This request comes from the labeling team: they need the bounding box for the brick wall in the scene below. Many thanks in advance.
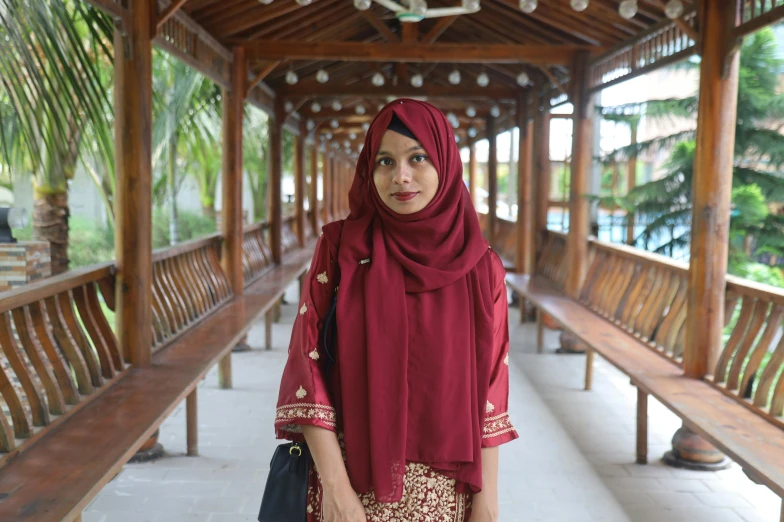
[0,241,51,292]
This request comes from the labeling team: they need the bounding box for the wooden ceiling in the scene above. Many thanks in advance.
[174,0,675,143]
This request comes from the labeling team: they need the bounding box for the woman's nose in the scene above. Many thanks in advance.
[393,163,412,184]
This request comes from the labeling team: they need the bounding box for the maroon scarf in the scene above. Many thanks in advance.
[323,99,495,502]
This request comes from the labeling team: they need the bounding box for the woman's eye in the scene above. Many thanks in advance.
[412,154,428,163]
[377,158,393,166]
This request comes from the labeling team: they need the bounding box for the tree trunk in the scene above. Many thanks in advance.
[202,204,216,221]
[33,191,69,275]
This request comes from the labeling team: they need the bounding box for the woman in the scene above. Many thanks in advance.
[274,99,517,522]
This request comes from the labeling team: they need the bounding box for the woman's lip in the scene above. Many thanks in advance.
[392,192,419,201]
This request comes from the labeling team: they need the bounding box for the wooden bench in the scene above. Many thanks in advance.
[0,220,315,521]
[506,231,784,517]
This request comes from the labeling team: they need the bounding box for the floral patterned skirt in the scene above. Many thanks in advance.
[306,462,472,522]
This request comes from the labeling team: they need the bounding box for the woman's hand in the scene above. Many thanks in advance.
[321,480,368,522]
[468,489,499,522]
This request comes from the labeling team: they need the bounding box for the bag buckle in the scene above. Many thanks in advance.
[289,443,303,457]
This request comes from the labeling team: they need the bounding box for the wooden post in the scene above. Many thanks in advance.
[626,124,638,246]
[270,100,284,264]
[684,0,739,380]
[114,0,153,368]
[221,47,245,295]
[468,143,477,206]
[321,147,330,225]
[294,123,306,247]
[565,51,593,299]
[487,113,498,246]
[534,95,551,247]
[636,388,648,464]
[310,142,319,236]
[664,0,739,472]
[517,92,534,275]
[186,388,198,456]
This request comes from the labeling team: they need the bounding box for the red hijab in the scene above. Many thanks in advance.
[323,99,496,502]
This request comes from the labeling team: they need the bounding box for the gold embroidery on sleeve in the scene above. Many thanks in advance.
[483,412,515,438]
[485,400,495,413]
[309,348,320,360]
[296,386,308,399]
[504,353,509,366]
[299,303,308,315]
[316,272,329,284]
[275,403,337,432]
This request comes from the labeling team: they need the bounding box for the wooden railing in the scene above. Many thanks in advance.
[476,212,518,267]
[714,276,784,426]
[736,0,784,39]
[243,222,274,284]
[150,235,232,351]
[536,231,568,292]
[0,263,121,459]
[580,238,690,365]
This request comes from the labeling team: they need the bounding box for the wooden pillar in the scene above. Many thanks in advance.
[684,0,739,380]
[294,122,306,247]
[330,154,337,220]
[114,0,153,368]
[534,95,551,246]
[270,100,284,264]
[186,388,198,456]
[310,142,319,236]
[487,114,498,246]
[626,124,638,246]
[321,147,330,225]
[565,51,593,299]
[468,143,477,206]
[221,47,245,295]
[517,93,534,275]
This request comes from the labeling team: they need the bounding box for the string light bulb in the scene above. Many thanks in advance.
[330,119,339,129]
[570,0,588,11]
[316,69,329,83]
[618,0,637,19]
[490,105,501,118]
[462,0,480,11]
[516,71,530,86]
[410,0,427,17]
[295,0,312,5]
[411,73,424,88]
[284,101,294,113]
[285,70,299,85]
[311,102,321,113]
[331,100,343,111]
[306,119,315,131]
[519,0,537,13]
[476,72,489,87]
[354,0,372,9]
[664,0,684,19]
[466,106,476,117]
[467,127,478,138]
[355,104,366,115]
[372,72,385,86]
[448,69,462,85]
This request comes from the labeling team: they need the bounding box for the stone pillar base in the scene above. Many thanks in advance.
[129,430,165,463]
[556,331,588,354]
[662,425,730,471]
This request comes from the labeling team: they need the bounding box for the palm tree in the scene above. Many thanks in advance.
[0,0,114,273]
[596,29,784,282]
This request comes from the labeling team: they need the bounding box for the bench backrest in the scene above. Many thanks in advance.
[243,223,275,284]
[150,235,233,351]
[535,231,568,292]
[0,264,121,459]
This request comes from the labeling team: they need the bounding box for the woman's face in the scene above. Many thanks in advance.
[373,130,439,215]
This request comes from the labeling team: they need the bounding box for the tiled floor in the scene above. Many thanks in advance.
[85,284,781,521]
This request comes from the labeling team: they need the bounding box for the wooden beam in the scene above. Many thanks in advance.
[114,0,153,368]
[565,50,592,299]
[517,93,534,275]
[538,66,568,99]
[487,113,498,247]
[281,84,518,99]
[270,100,284,264]
[322,148,331,224]
[421,15,457,44]
[84,0,127,21]
[221,46,245,296]
[361,10,399,42]
[243,41,593,65]
[156,0,190,31]
[684,0,740,379]
[247,61,280,94]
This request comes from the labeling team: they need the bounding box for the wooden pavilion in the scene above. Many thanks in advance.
[1,0,784,520]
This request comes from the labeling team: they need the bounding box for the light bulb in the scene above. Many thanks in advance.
[467,127,477,138]
[362,122,370,131]
[296,0,312,5]
[619,0,637,19]
[330,119,339,129]
[466,106,476,117]
[664,0,684,19]
[490,105,501,118]
[284,101,294,112]
[462,0,480,11]
[316,69,329,83]
[258,0,273,4]
[448,69,461,85]
[325,131,333,139]
[306,119,315,131]
[570,0,588,11]
[519,0,536,13]
[410,0,427,17]
[372,72,385,86]
[349,133,357,140]
[455,135,460,143]
[331,100,342,111]
[344,140,350,148]
[355,104,366,115]
[476,72,489,87]
[411,73,424,88]
[516,71,530,86]
[285,70,298,85]
[354,0,372,9]
[311,102,321,113]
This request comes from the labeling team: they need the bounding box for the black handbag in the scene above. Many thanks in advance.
[258,293,339,522]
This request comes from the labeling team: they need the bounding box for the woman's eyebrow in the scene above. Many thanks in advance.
[375,146,424,157]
